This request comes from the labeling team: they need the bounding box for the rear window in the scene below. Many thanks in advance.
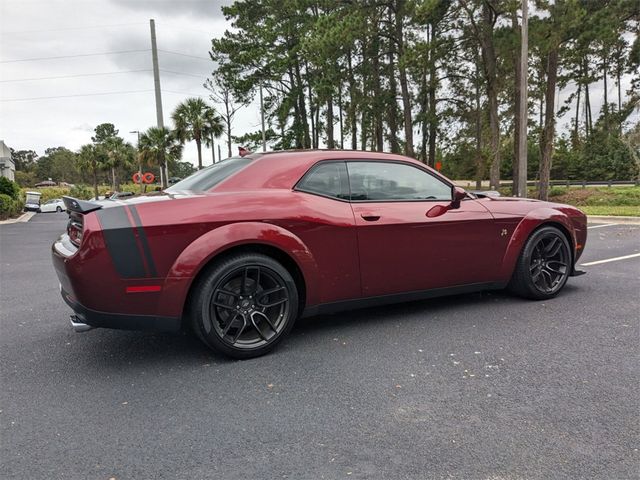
[166,156,253,193]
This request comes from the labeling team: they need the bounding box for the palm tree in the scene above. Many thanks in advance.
[172,97,222,169]
[138,127,183,188]
[103,137,135,191]
[77,144,106,200]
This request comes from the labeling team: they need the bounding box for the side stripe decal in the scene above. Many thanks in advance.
[128,205,158,277]
[97,207,147,279]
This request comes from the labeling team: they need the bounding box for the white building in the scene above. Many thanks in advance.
[0,141,15,182]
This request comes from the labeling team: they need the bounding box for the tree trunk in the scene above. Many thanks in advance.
[372,33,383,152]
[347,50,358,150]
[396,3,414,157]
[511,11,521,196]
[474,50,483,190]
[326,95,334,149]
[92,165,99,200]
[603,56,608,126]
[111,166,116,191]
[538,48,559,201]
[387,48,400,153]
[338,82,344,149]
[427,23,437,167]
[196,137,203,170]
[573,83,581,145]
[293,60,311,148]
[225,100,232,158]
[478,1,500,189]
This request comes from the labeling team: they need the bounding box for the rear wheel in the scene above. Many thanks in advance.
[509,225,572,300]
[191,253,299,359]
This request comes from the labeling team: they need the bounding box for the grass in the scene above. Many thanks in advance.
[580,205,640,217]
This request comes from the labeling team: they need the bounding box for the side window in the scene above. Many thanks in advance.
[296,162,350,200]
[347,161,452,201]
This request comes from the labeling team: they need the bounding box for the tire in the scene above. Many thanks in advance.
[509,225,572,300]
[56,206,62,213]
[191,253,299,359]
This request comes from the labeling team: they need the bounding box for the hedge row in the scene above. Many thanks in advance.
[0,194,25,220]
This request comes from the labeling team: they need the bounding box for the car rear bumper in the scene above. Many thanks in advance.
[60,285,181,332]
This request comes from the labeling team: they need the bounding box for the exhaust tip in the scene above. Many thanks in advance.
[70,315,94,333]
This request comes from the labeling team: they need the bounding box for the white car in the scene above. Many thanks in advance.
[39,198,66,213]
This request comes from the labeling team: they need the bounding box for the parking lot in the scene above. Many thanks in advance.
[1,213,638,479]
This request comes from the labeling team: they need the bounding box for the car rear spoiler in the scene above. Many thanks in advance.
[62,196,103,214]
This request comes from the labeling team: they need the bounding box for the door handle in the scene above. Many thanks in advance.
[360,213,380,222]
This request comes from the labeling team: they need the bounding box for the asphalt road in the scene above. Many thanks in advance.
[1,213,638,480]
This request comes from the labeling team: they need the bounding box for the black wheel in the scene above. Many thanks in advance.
[191,253,299,359]
[56,206,62,213]
[509,225,572,300]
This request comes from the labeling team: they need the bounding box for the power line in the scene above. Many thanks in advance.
[0,22,146,35]
[0,89,153,102]
[0,49,150,64]
[158,50,211,62]
[160,69,209,79]
[163,89,206,98]
[0,69,151,83]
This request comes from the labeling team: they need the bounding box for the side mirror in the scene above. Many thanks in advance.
[451,186,467,209]
[426,186,468,218]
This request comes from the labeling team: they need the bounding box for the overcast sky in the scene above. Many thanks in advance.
[0,0,261,165]
[0,0,634,167]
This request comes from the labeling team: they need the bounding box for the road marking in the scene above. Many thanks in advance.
[587,223,618,229]
[581,253,640,266]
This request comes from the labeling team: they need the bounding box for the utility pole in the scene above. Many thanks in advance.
[517,0,528,198]
[259,82,266,152]
[150,19,167,186]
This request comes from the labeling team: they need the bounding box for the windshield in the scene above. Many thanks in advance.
[166,156,253,193]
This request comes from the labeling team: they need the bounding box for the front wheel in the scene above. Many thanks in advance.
[191,253,299,359]
[509,226,572,300]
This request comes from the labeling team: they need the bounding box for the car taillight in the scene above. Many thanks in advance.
[67,213,84,247]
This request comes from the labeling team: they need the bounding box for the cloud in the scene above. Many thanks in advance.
[109,0,230,19]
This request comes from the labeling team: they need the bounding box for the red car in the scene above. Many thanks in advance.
[52,150,587,358]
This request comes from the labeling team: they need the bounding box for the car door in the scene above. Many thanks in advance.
[347,160,504,298]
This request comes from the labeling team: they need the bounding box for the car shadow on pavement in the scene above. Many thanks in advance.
[66,286,583,369]
[293,289,511,334]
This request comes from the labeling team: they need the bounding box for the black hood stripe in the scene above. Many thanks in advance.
[128,205,157,277]
[97,207,146,279]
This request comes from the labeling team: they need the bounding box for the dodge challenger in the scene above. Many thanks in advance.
[52,150,587,358]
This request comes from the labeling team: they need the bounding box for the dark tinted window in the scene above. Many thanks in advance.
[166,156,252,193]
[297,162,349,200]
[347,161,451,201]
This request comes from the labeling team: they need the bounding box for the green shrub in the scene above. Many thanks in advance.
[548,187,568,197]
[69,184,93,200]
[0,193,24,220]
[0,177,20,200]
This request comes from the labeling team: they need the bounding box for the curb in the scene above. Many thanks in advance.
[0,211,36,225]
[587,215,640,225]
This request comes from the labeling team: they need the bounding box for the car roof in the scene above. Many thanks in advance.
[216,149,440,192]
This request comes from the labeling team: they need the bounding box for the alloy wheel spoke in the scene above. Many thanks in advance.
[249,313,268,341]
[213,302,236,312]
[258,286,287,307]
[547,260,567,267]
[222,313,241,336]
[229,316,247,344]
[543,237,559,256]
[252,310,277,333]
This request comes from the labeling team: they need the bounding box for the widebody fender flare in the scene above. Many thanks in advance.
[499,207,576,280]
[158,222,320,317]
